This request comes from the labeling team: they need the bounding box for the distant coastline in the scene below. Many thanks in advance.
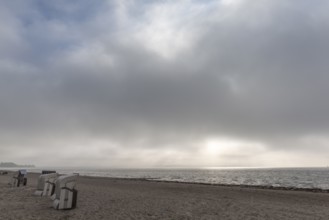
[0,162,35,168]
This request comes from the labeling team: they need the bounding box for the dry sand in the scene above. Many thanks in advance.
[1,172,329,220]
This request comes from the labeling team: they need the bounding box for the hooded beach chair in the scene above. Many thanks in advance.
[34,172,58,196]
[11,169,27,187]
[42,170,56,175]
[51,174,79,210]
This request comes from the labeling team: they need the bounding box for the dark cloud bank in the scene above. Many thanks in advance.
[1,0,329,167]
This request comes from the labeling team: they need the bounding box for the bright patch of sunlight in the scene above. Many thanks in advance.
[204,138,265,155]
[221,0,242,6]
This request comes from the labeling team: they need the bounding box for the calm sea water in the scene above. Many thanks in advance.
[3,167,329,190]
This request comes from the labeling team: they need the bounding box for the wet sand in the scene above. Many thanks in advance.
[1,172,329,219]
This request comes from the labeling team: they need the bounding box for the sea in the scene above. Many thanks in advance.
[0,167,329,190]
[3,167,329,190]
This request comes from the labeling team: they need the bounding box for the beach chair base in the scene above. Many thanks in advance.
[53,188,78,210]
[34,190,43,196]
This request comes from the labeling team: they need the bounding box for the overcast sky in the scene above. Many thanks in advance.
[1,0,329,168]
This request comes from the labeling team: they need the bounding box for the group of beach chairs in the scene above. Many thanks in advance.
[11,170,78,210]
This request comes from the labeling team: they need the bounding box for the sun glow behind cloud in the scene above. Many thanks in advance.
[221,0,243,6]
[201,138,266,166]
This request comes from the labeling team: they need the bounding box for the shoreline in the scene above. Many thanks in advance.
[80,175,329,194]
[3,170,329,194]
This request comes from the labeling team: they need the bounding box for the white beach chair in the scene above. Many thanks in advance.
[34,172,58,196]
[51,174,79,210]
[11,171,20,187]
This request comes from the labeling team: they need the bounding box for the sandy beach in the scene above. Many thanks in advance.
[1,172,329,220]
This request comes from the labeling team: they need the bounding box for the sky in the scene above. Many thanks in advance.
[1,0,329,168]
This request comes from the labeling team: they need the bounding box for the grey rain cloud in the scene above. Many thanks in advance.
[1,0,329,167]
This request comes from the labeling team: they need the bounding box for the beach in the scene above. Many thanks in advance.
[1,172,329,220]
